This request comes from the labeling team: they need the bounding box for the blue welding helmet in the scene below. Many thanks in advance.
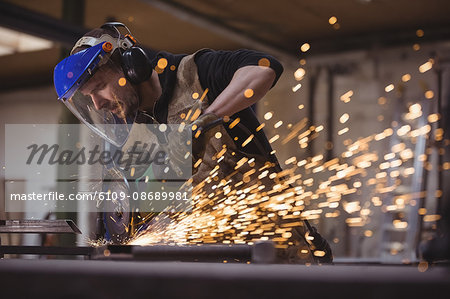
[54,34,140,147]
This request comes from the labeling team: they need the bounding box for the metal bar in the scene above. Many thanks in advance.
[0,245,92,256]
[133,244,251,261]
[92,241,276,263]
[0,220,81,234]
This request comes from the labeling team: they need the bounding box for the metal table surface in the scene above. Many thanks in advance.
[0,259,448,299]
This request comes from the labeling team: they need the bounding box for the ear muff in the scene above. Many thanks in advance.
[120,47,152,84]
[100,22,152,85]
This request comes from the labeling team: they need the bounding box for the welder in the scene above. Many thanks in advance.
[53,22,332,263]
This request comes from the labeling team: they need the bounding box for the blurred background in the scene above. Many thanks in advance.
[0,0,449,263]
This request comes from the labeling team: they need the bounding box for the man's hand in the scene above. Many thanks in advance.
[166,112,221,169]
[190,113,221,159]
[165,127,190,176]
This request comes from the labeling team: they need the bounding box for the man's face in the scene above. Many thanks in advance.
[80,64,139,120]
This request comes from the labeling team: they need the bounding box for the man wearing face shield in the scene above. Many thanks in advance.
[53,22,332,263]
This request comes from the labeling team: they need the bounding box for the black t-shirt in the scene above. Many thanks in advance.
[149,48,283,159]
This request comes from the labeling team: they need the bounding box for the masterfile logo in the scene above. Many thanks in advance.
[4,124,192,213]
[25,142,168,170]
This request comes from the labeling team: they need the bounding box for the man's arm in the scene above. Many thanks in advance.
[203,65,276,117]
[194,49,283,118]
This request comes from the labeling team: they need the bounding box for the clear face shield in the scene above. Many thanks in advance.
[65,60,139,147]
[54,42,139,147]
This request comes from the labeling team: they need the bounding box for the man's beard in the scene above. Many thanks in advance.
[111,91,138,121]
[111,92,127,120]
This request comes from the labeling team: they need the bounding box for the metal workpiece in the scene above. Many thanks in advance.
[0,219,81,234]
[0,240,276,262]
[92,241,276,263]
[132,244,252,262]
